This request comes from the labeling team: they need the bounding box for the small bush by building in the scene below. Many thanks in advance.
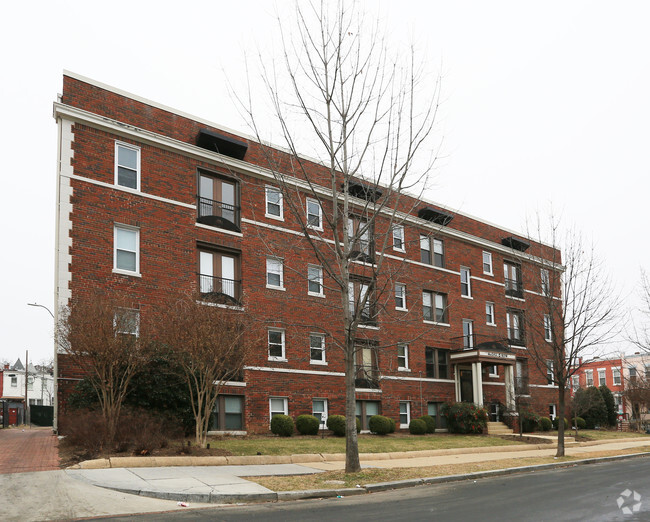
[442,402,488,434]
[409,418,427,435]
[295,414,320,435]
[419,415,436,434]
[270,414,294,437]
[539,417,552,431]
[520,409,540,433]
[368,415,392,435]
[552,417,569,430]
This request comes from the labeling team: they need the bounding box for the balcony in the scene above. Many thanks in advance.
[355,366,380,389]
[197,196,241,232]
[199,274,242,305]
[515,376,530,395]
[507,331,526,347]
[504,278,524,299]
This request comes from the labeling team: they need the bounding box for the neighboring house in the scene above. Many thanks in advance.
[53,72,564,434]
[0,359,54,426]
[570,356,626,417]
[621,352,650,423]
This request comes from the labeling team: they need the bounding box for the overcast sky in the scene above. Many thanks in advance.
[1,1,648,364]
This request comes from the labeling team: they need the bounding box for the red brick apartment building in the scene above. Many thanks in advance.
[53,72,563,434]
[570,357,626,417]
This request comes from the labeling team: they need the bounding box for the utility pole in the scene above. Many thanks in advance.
[25,349,29,427]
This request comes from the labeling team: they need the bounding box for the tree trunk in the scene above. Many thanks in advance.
[344,337,360,473]
[556,381,566,457]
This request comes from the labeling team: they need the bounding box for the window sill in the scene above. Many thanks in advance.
[505,295,526,302]
[489,373,499,378]
[307,225,324,232]
[400,424,409,429]
[310,360,328,366]
[308,292,326,298]
[268,357,288,362]
[358,324,380,330]
[265,213,284,221]
[483,271,494,277]
[398,367,411,372]
[393,247,406,253]
[486,322,497,327]
[112,268,142,278]
[395,307,408,312]
[461,295,473,300]
[423,320,450,327]
[266,285,286,291]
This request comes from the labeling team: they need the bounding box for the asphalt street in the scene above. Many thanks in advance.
[100,456,650,522]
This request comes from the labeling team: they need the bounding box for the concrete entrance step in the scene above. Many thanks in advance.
[487,422,513,435]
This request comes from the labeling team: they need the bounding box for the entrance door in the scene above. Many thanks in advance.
[460,369,473,403]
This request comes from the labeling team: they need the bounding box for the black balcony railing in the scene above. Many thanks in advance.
[515,376,530,395]
[199,274,242,305]
[355,366,380,389]
[505,278,524,298]
[197,196,241,232]
[507,331,526,347]
[450,334,511,352]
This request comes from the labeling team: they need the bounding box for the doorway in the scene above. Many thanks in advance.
[460,369,473,403]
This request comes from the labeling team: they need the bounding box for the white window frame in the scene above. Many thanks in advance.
[306,198,323,230]
[114,308,140,337]
[546,360,554,385]
[269,397,288,422]
[268,329,286,361]
[462,319,474,349]
[397,343,409,371]
[544,314,552,341]
[613,367,621,386]
[309,333,326,365]
[399,401,411,428]
[265,186,283,220]
[486,302,496,326]
[114,141,140,190]
[113,225,140,276]
[597,368,606,387]
[488,364,498,377]
[571,375,580,390]
[266,257,284,289]
[541,268,550,295]
[312,398,328,428]
[10,375,17,387]
[392,225,405,252]
[586,371,594,387]
[307,264,324,296]
[482,251,493,275]
[549,404,557,421]
[460,267,472,298]
[395,283,407,311]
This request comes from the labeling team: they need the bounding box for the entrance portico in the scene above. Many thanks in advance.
[450,345,516,410]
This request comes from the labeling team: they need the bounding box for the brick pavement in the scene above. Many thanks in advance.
[0,426,59,474]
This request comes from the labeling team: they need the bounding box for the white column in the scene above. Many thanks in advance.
[505,365,516,411]
[454,365,462,402]
[472,362,484,406]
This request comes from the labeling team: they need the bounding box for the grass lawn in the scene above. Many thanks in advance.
[533,429,650,441]
[205,433,524,456]
[250,445,650,491]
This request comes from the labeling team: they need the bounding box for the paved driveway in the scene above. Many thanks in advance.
[0,426,59,474]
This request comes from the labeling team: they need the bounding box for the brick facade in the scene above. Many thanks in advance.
[54,72,565,433]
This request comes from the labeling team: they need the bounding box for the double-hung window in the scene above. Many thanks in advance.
[115,142,140,190]
[212,396,244,430]
[483,251,493,275]
[462,319,474,349]
[114,225,140,275]
[10,375,17,387]
[309,334,326,364]
[425,347,450,379]
[586,371,594,386]
[541,269,550,295]
[306,198,322,229]
[544,314,552,341]
[571,375,580,390]
[312,399,328,427]
[268,329,286,361]
[266,257,284,289]
[392,225,405,251]
[395,283,407,310]
[613,367,621,385]
[265,187,283,219]
[597,369,606,387]
[420,236,444,267]
[546,360,554,385]
[460,267,471,297]
[114,308,140,337]
[423,291,447,323]
[506,309,525,345]
[399,402,411,428]
[269,397,288,420]
[308,265,324,296]
[486,302,496,325]
[397,344,409,370]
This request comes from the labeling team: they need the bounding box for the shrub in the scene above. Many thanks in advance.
[327,415,346,436]
[573,386,608,429]
[574,416,586,429]
[409,419,427,435]
[599,385,617,427]
[552,417,569,430]
[295,414,320,435]
[419,415,436,434]
[58,409,108,459]
[387,417,396,433]
[520,409,540,433]
[270,414,294,437]
[368,415,392,435]
[442,402,488,434]
[539,417,552,431]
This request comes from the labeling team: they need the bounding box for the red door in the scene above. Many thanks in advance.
[8,408,17,425]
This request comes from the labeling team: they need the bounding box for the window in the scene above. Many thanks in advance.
[114,225,139,275]
[397,344,409,370]
[349,278,376,325]
[392,225,405,251]
[483,251,493,275]
[308,265,324,296]
[268,329,286,361]
[549,404,557,421]
[460,267,471,297]
[597,369,606,387]
[506,309,525,346]
[266,257,284,289]
[586,371,594,387]
[646,364,650,380]
[615,394,623,412]
[420,236,444,267]
[309,334,326,364]
[265,186,283,219]
[306,198,322,229]
[355,343,379,388]
[428,402,447,429]
[199,248,241,302]
[269,397,288,420]
[399,402,411,428]
[613,367,621,385]
[504,261,523,298]
[423,291,448,323]
[629,366,637,384]
[197,172,239,231]
[348,216,373,262]
[462,319,474,349]
[544,314,552,341]
[488,364,498,377]
[425,347,450,379]
[114,308,140,337]
[541,269,550,295]
[10,375,17,387]
[516,359,529,394]
[395,283,407,310]
[212,396,244,430]
[356,400,380,430]
[571,375,580,390]
[486,302,496,325]
[27,375,34,391]
[546,361,554,385]
[115,142,140,189]
[312,399,328,427]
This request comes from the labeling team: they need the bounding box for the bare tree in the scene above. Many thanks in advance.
[241,2,441,472]
[525,218,621,456]
[156,294,256,448]
[629,270,650,353]
[57,293,149,444]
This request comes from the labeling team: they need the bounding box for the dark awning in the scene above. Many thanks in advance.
[197,129,248,160]
[501,236,530,252]
[418,206,454,226]
[344,180,383,202]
